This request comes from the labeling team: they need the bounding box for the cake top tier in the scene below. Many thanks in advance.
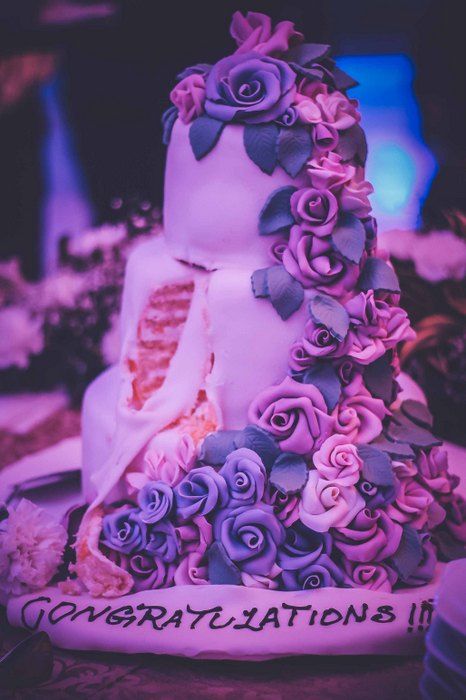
[163,11,371,270]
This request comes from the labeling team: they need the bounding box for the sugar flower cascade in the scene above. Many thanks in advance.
[100,10,464,593]
[4,11,464,600]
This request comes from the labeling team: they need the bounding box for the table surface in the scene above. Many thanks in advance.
[0,403,425,699]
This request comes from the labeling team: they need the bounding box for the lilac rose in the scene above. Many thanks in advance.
[386,477,440,530]
[313,434,363,486]
[277,520,332,570]
[137,480,174,524]
[343,559,398,592]
[101,508,147,555]
[145,519,179,563]
[290,188,339,237]
[128,554,175,592]
[332,388,387,444]
[300,470,365,532]
[219,448,266,506]
[307,152,355,191]
[282,228,359,296]
[214,503,284,577]
[174,517,213,586]
[288,318,349,372]
[174,466,228,520]
[230,11,303,57]
[333,507,402,562]
[404,532,437,586]
[248,376,334,455]
[313,122,339,152]
[357,479,397,509]
[417,448,451,495]
[205,52,296,124]
[265,487,300,527]
[282,553,348,590]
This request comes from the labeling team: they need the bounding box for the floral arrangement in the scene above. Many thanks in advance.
[87,12,466,596]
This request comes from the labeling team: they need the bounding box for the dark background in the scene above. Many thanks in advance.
[1,0,465,279]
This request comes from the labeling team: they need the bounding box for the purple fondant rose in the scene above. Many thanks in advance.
[405,532,437,587]
[313,123,339,152]
[230,11,303,57]
[174,466,228,520]
[333,388,387,444]
[417,448,451,495]
[290,188,338,237]
[102,508,147,555]
[128,554,175,592]
[333,507,402,562]
[343,560,398,592]
[219,448,266,506]
[336,359,364,396]
[386,477,436,530]
[282,553,347,590]
[298,81,361,131]
[137,481,174,524]
[205,52,296,124]
[357,479,397,509]
[307,152,354,191]
[248,376,334,455]
[214,503,284,577]
[300,471,365,532]
[278,520,332,570]
[275,105,299,126]
[265,487,300,527]
[282,228,359,295]
[170,74,206,124]
[345,292,386,366]
[313,434,363,486]
[174,517,212,586]
[289,318,349,372]
[145,519,179,563]
[340,171,373,218]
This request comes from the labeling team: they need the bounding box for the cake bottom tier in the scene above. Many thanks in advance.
[7,572,440,659]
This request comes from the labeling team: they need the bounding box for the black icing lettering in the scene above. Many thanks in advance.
[308,609,319,626]
[20,596,51,631]
[106,605,136,627]
[259,607,280,630]
[233,607,261,632]
[418,599,434,632]
[342,603,369,626]
[136,604,167,630]
[371,605,396,624]
[186,605,222,630]
[71,605,111,623]
[162,609,183,628]
[209,612,235,630]
[48,601,77,625]
[282,603,312,627]
[320,608,343,626]
[407,602,416,633]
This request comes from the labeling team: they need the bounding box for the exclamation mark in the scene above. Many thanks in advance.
[407,603,416,633]
[418,599,434,633]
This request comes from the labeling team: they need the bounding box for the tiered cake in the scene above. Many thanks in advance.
[4,11,466,658]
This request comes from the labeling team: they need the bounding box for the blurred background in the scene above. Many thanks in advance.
[0,0,465,442]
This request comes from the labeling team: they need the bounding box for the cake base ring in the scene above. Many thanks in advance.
[7,573,440,660]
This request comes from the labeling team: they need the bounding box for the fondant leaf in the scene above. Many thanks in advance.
[386,414,442,449]
[207,542,242,585]
[267,265,304,320]
[289,63,324,81]
[243,123,279,175]
[251,268,269,298]
[400,399,433,429]
[189,116,225,160]
[371,436,415,460]
[433,529,466,562]
[309,294,350,341]
[199,430,242,466]
[277,125,313,177]
[177,63,212,80]
[363,353,395,403]
[270,453,308,495]
[390,525,423,581]
[336,124,367,164]
[161,106,178,146]
[358,257,401,293]
[331,212,366,263]
[332,64,359,91]
[235,425,280,471]
[286,43,330,66]
[302,363,341,411]
[258,185,297,236]
[357,444,395,487]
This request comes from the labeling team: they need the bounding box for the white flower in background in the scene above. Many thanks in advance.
[101,313,121,365]
[39,271,86,309]
[67,223,126,257]
[0,499,67,595]
[0,307,44,369]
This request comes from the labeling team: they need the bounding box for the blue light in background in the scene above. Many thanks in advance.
[337,55,437,231]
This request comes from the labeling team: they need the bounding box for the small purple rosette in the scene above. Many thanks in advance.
[219,448,266,506]
[174,466,228,520]
[282,553,348,590]
[145,519,180,563]
[137,480,174,524]
[101,508,147,555]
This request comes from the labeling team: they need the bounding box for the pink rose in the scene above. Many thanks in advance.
[313,123,339,152]
[299,81,361,131]
[383,305,415,349]
[345,291,387,365]
[307,152,355,191]
[333,507,402,562]
[294,94,322,124]
[340,171,373,217]
[416,448,452,494]
[282,226,359,296]
[336,359,365,396]
[333,388,387,444]
[170,74,206,124]
[248,376,334,455]
[290,188,338,237]
[289,318,350,371]
[386,477,436,530]
[230,11,303,56]
[299,471,365,532]
[173,516,212,586]
[313,434,362,486]
[127,435,196,492]
[343,560,398,592]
